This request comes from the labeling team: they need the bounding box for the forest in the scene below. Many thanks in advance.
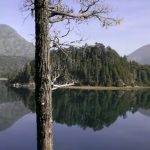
[8,43,150,87]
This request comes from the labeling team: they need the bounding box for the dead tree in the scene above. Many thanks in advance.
[34,0,53,150]
[24,0,120,150]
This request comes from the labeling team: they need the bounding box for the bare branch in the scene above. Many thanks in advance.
[60,27,74,38]
[47,0,120,26]
[51,72,60,85]
[49,16,66,23]
[79,0,99,13]
[22,0,34,14]
[23,0,121,55]
[23,0,120,26]
[52,82,75,90]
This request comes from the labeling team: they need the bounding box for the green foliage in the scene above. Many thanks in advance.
[9,43,150,86]
[130,62,150,85]
[0,56,31,77]
[8,61,34,84]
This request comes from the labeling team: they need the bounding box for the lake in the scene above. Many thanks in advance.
[0,81,150,150]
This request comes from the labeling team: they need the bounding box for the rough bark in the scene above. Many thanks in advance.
[35,0,53,150]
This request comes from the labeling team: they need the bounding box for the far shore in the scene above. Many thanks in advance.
[6,81,150,91]
[0,78,8,81]
[63,86,150,91]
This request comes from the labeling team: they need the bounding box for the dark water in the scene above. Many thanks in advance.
[0,82,150,150]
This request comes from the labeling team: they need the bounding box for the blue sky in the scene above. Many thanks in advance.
[0,0,150,56]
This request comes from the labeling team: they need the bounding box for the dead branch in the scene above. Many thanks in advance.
[51,72,60,85]
[52,82,75,90]
[24,0,120,25]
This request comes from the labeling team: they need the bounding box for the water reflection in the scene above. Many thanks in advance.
[0,81,150,132]
[0,82,35,131]
[138,108,150,117]
[0,82,150,150]
[53,89,150,130]
[0,82,36,150]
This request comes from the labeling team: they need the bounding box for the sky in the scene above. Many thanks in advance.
[0,0,150,56]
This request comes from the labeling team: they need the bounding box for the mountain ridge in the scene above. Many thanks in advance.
[0,24,34,57]
[127,44,150,64]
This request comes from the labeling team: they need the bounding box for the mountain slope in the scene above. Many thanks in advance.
[0,56,30,76]
[127,44,150,64]
[0,24,34,57]
[0,24,34,76]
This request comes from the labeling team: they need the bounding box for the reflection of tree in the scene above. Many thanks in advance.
[52,89,150,131]
[0,82,35,112]
[135,90,150,109]
[12,88,35,112]
[1,82,150,132]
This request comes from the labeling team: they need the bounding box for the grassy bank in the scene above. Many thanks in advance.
[63,86,150,91]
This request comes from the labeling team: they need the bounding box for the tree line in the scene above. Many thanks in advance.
[8,43,150,87]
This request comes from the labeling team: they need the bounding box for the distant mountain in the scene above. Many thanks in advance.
[0,24,34,57]
[127,44,150,64]
[0,24,34,76]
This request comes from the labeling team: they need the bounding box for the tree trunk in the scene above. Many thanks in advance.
[35,0,53,150]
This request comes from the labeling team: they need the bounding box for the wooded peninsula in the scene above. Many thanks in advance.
[8,43,150,87]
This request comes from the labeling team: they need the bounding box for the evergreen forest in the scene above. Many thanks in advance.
[8,43,150,86]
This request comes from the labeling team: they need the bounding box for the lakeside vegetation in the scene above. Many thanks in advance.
[8,43,150,87]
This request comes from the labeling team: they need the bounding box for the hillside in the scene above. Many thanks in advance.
[0,24,34,57]
[10,43,150,86]
[0,24,34,76]
[0,56,30,76]
[127,44,150,64]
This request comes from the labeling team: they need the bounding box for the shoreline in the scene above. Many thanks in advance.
[6,81,150,91]
[63,86,150,91]
[0,78,8,81]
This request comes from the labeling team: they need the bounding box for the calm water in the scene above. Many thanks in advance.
[0,81,150,150]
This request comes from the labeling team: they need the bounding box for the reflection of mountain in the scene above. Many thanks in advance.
[52,89,150,131]
[0,82,35,131]
[0,102,30,131]
[138,108,150,117]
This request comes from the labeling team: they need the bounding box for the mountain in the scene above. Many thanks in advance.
[0,24,34,57]
[0,24,34,76]
[127,44,150,64]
